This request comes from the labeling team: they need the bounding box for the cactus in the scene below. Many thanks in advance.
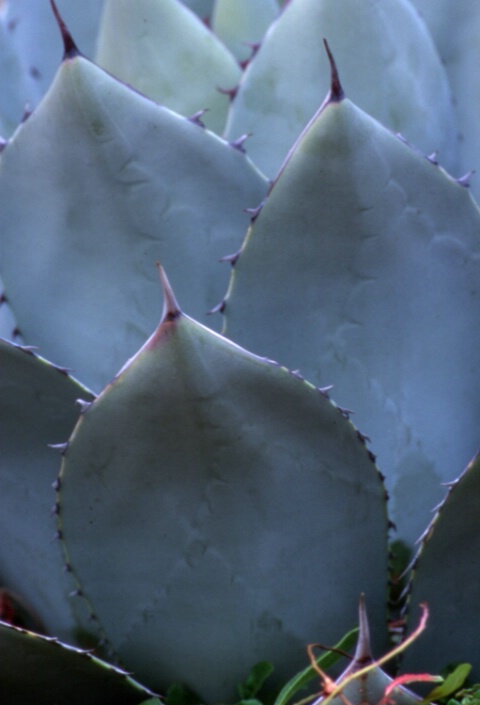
[0,1,479,702]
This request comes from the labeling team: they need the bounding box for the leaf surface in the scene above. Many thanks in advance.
[224,0,458,178]
[0,53,267,392]
[0,621,158,705]
[223,87,480,543]
[211,0,279,63]
[409,0,480,201]
[0,339,95,643]
[57,271,389,703]
[95,0,241,135]
[402,454,480,680]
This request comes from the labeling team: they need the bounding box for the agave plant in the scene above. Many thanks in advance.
[1,1,480,703]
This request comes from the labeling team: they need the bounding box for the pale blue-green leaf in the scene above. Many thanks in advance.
[0,9,41,136]
[179,0,214,19]
[409,0,480,201]
[0,276,22,341]
[211,0,279,63]
[0,339,95,643]
[95,0,241,135]
[223,93,480,544]
[402,454,480,680]
[4,0,104,103]
[0,54,267,392]
[224,0,458,178]
[58,272,389,703]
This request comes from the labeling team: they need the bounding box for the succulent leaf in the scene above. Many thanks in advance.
[95,0,241,135]
[0,620,159,705]
[223,77,480,544]
[1,0,103,118]
[224,0,458,178]
[409,1,480,202]
[312,597,423,705]
[0,9,41,137]
[0,277,21,341]
[0,339,95,644]
[57,269,389,703]
[211,0,279,64]
[0,49,267,392]
[401,453,480,680]
[179,0,215,19]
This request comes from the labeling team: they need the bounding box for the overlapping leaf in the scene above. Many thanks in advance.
[402,454,480,680]
[224,0,458,178]
[0,339,95,644]
[223,73,480,543]
[211,0,279,63]
[0,46,267,392]
[0,621,159,705]
[57,271,389,703]
[409,0,480,202]
[95,0,241,135]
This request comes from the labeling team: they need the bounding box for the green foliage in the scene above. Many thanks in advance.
[422,664,473,705]
[444,684,480,705]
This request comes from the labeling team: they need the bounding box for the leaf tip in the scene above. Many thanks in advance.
[157,262,182,322]
[50,0,81,60]
[323,39,345,103]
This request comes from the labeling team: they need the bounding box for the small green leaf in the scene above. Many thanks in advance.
[273,628,359,705]
[238,662,275,699]
[422,664,472,704]
[166,683,204,705]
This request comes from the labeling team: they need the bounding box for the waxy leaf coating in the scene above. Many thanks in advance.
[402,454,480,680]
[96,0,241,135]
[0,339,95,644]
[57,273,389,703]
[224,0,458,178]
[223,88,480,543]
[0,51,267,392]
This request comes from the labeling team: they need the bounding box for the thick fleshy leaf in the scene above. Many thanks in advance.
[0,621,159,705]
[223,79,480,544]
[57,270,389,703]
[0,339,95,644]
[95,0,241,135]
[312,598,422,705]
[211,0,279,63]
[179,0,214,19]
[0,47,267,392]
[3,0,103,112]
[224,0,458,178]
[402,454,480,679]
[0,277,21,341]
[409,1,480,202]
[0,11,40,137]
